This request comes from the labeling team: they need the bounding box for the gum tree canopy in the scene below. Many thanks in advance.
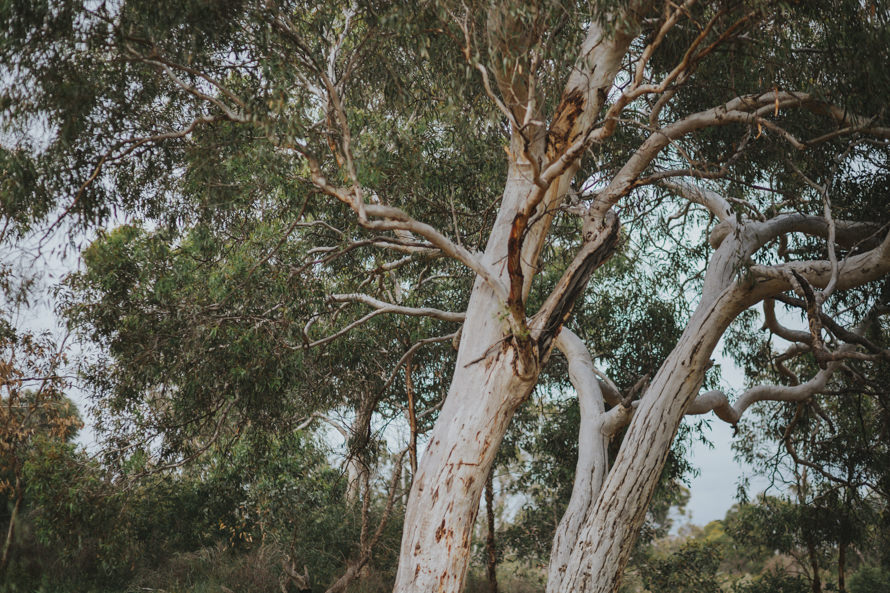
[3,1,890,592]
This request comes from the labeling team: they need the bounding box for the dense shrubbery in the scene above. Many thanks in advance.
[2,426,405,593]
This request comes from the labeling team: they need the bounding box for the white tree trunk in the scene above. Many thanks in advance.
[551,226,753,593]
[393,9,646,591]
[393,172,540,593]
[555,297,737,593]
[546,329,610,590]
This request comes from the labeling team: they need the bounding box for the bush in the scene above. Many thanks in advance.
[848,566,890,593]
[731,570,809,593]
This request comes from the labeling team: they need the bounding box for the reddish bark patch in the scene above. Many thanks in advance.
[507,210,529,316]
[547,88,586,155]
[435,520,447,542]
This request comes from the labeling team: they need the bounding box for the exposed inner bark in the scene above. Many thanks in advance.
[485,472,499,593]
[534,213,620,355]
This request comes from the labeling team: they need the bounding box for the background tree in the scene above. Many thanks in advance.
[0,327,80,578]
[21,428,393,592]
[727,312,890,593]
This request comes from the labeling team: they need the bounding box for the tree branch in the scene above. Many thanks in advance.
[746,226,890,303]
[660,180,733,222]
[330,293,466,323]
[532,211,621,355]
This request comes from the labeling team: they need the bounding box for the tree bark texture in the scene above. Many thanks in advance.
[553,298,739,593]
[807,535,823,593]
[838,540,846,593]
[392,172,542,593]
[389,4,890,592]
[485,472,498,593]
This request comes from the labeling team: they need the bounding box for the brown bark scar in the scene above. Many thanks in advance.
[547,88,586,155]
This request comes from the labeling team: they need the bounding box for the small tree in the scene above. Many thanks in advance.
[0,328,80,576]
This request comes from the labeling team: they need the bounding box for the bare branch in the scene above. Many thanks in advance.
[330,293,466,323]
[774,293,889,355]
[762,298,812,344]
[746,214,882,255]
[552,328,622,409]
[591,91,890,219]
[746,227,890,303]
[660,180,733,222]
[362,204,506,299]
[689,298,887,424]
[378,333,460,397]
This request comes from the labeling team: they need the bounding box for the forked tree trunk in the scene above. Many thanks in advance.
[392,8,646,591]
[553,296,740,593]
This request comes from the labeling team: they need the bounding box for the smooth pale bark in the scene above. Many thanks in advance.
[556,299,740,593]
[393,352,534,593]
[392,170,540,593]
[551,222,751,593]
[522,18,641,290]
[392,10,644,591]
[550,216,890,593]
[546,329,610,592]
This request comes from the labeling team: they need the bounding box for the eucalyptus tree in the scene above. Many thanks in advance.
[3,2,890,593]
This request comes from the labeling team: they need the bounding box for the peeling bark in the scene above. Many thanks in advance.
[484,472,498,593]
[392,169,542,593]
[392,8,652,592]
